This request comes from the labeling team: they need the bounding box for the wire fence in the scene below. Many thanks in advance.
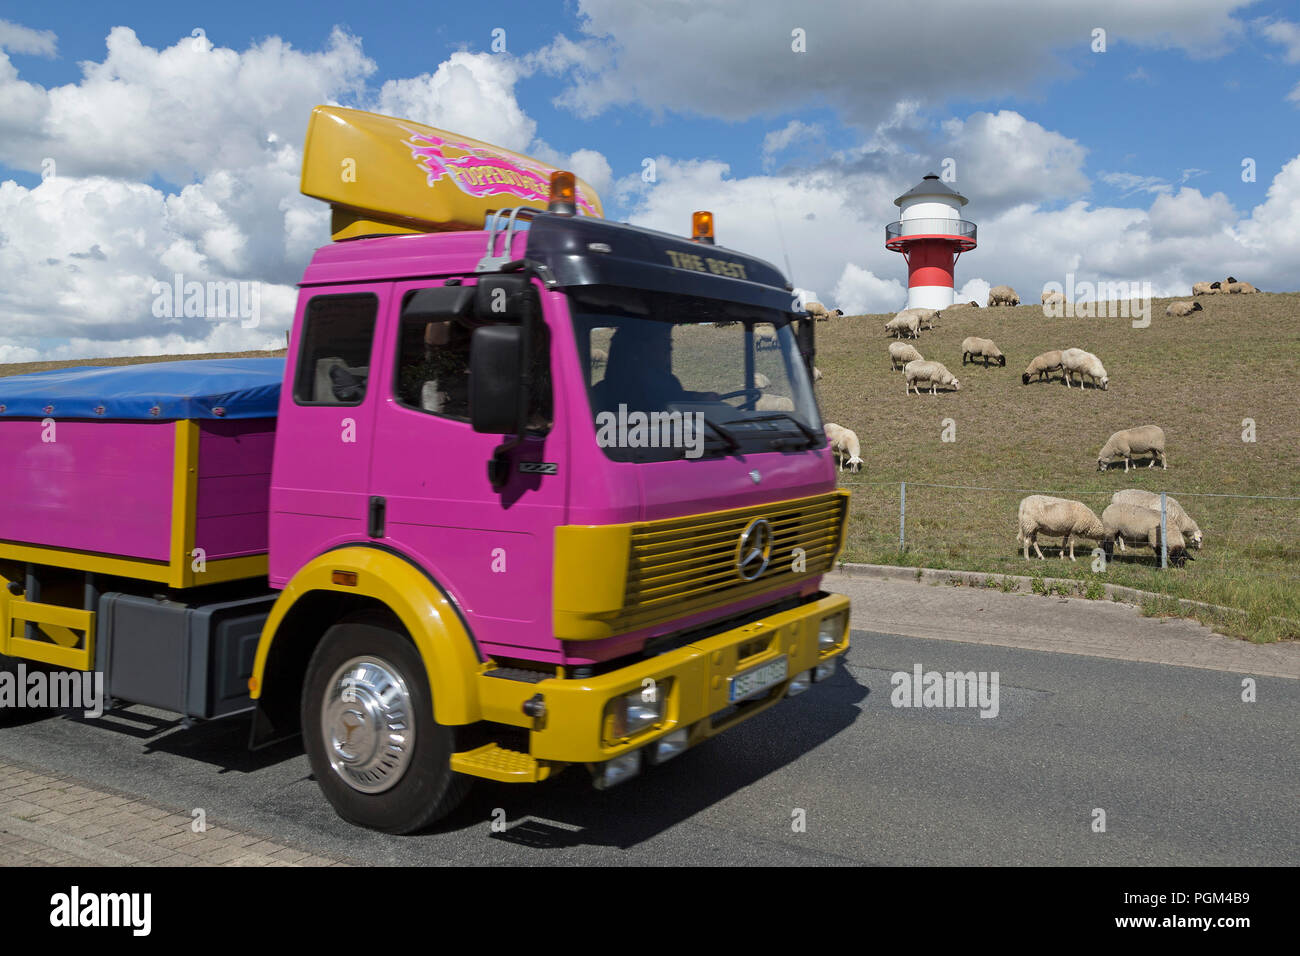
[835,478,1300,582]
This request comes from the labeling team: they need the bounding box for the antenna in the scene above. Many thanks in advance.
[767,190,796,288]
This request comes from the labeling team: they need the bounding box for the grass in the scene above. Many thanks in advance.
[816,292,1300,643]
[0,349,286,379]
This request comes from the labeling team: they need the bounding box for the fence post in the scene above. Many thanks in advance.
[1160,491,1168,570]
[899,481,906,551]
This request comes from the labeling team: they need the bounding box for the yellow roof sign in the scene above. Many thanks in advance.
[301,105,604,240]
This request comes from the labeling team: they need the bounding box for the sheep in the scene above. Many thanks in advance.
[1061,347,1108,390]
[895,307,939,330]
[823,422,863,472]
[961,336,1006,367]
[1165,300,1203,317]
[1041,290,1066,306]
[884,315,921,339]
[590,347,608,366]
[1111,489,1202,549]
[813,366,823,382]
[988,285,1020,306]
[1102,502,1188,564]
[904,359,960,395]
[1192,282,1218,296]
[805,301,844,320]
[1222,281,1260,294]
[1016,495,1106,561]
[1022,349,1064,385]
[753,372,771,389]
[1097,424,1166,471]
[755,394,794,411]
[889,341,924,371]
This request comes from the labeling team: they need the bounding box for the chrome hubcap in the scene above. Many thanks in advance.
[321,656,415,794]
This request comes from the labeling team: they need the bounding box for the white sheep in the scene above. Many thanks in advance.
[1222,281,1260,294]
[804,301,843,320]
[1016,495,1106,561]
[1111,489,1202,549]
[889,341,924,371]
[1061,347,1108,390]
[753,372,771,389]
[895,307,939,330]
[1192,282,1218,296]
[1021,350,1064,385]
[1102,502,1188,564]
[1165,300,1203,317]
[961,336,1006,367]
[823,422,863,472]
[988,285,1020,307]
[1097,425,1166,471]
[1041,290,1066,306]
[904,359,960,395]
[884,315,921,339]
[755,394,794,411]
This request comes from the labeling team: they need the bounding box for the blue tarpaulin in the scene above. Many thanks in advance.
[0,358,285,420]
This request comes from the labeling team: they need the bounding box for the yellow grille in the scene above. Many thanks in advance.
[608,491,847,634]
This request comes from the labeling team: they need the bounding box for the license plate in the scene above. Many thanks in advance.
[729,655,788,703]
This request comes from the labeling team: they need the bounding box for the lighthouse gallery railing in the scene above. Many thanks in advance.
[885,218,977,242]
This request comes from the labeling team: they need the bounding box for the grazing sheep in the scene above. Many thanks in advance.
[1022,350,1064,385]
[1165,300,1203,317]
[1111,489,1203,549]
[903,359,960,395]
[895,307,939,330]
[1102,502,1188,564]
[1222,281,1260,294]
[823,422,863,472]
[755,394,794,411]
[988,285,1020,307]
[1041,290,1066,306]
[884,315,921,339]
[961,336,1006,367]
[805,301,842,320]
[1097,425,1166,471]
[1061,348,1108,390]
[1016,495,1106,561]
[1192,282,1218,296]
[889,341,924,371]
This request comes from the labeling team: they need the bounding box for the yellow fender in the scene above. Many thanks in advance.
[249,547,486,724]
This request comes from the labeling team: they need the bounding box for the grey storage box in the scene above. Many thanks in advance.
[96,592,276,719]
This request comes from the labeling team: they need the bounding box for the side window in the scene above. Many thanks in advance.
[293,293,378,405]
[395,286,553,434]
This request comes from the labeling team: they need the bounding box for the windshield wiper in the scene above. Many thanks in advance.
[744,412,819,446]
[699,414,742,452]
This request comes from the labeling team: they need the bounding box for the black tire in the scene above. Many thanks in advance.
[301,614,471,833]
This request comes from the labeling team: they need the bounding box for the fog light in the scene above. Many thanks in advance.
[814,659,837,682]
[649,728,689,764]
[605,683,668,741]
[787,669,812,696]
[593,750,642,790]
[818,611,847,652]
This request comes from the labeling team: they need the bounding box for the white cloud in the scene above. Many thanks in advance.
[539,0,1248,128]
[0,19,56,56]
[831,265,907,315]
[1255,17,1300,62]
[939,111,1090,209]
[763,120,822,159]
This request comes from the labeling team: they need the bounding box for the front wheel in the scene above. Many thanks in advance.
[301,615,470,833]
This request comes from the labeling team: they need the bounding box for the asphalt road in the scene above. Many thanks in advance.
[0,627,1295,866]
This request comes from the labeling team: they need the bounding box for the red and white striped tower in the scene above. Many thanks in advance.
[885,173,977,311]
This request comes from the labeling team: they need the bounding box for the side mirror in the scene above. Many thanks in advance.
[470,324,524,434]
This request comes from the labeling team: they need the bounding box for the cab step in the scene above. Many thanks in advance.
[451,743,561,783]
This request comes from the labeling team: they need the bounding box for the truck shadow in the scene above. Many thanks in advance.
[442,663,869,851]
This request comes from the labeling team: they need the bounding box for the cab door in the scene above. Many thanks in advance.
[366,278,570,661]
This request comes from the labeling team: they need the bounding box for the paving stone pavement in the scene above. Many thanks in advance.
[0,758,351,866]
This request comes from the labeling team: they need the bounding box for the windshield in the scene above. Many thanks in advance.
[570,286,822,462]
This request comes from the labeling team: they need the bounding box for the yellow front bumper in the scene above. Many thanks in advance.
[468,591,849,775]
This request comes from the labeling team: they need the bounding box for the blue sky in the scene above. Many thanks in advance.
[2,1,1299,358]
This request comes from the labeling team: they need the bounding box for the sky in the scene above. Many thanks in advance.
[1,0,1299,360]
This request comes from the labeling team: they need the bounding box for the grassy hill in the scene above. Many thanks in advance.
[816,292,1300,642]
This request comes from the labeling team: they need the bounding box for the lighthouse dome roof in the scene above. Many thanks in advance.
[894,173,968,207]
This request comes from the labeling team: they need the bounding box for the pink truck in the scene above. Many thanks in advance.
[0,107,851,832]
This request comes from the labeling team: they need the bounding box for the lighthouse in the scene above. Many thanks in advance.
[885,173,977,311]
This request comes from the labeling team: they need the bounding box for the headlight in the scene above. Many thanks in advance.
[605,682,669,741]
[593,750,642,790]
[818,611,848,652]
